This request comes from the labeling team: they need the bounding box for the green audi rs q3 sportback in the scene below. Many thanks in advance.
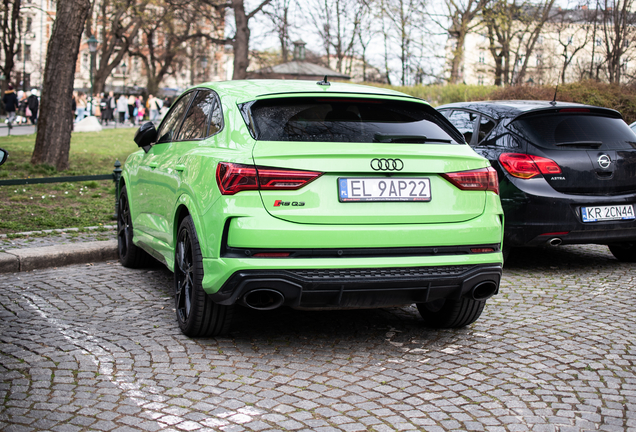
[119,80,504,336]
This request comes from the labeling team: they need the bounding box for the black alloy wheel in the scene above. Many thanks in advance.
[117,185,151,268]
[174,216,233,337]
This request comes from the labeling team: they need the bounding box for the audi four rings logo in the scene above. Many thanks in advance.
[598,154,611,169]
[370,158,404,171]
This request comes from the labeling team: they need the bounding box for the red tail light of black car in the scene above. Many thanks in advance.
[499,153,561,179]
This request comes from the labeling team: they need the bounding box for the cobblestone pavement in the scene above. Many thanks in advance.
[0,227,116,251]
[1,244,634,432]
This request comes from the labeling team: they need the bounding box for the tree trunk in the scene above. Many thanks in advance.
[31,0,91,171]
[1,0,22,90]
[449,32,466,84]
[232,0,250,79]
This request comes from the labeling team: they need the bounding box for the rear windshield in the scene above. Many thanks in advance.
[509,113,636,150]
[242,97,463,144]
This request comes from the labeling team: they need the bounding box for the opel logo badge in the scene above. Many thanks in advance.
[598,154,611,169]
[370,158,404,171]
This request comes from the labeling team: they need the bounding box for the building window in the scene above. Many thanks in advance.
[478,51,485,64]
[24,45,31,62]
[536,52,542,66]
[537,36,544,45]
[596,37,602,46]
[517,56,524,66]
[478,75,484,85]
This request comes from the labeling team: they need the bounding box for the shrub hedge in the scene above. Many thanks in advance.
[371,80,636,124]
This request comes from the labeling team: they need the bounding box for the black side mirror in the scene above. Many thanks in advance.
[134,122,158,153]
[0,148,8,166]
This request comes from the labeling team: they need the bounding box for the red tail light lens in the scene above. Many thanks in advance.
[216,162,323,195]
[442,167,499,195]
[499,153,561,179]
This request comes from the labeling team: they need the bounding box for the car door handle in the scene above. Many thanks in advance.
[175,164,185,172]
[147,162,158,169]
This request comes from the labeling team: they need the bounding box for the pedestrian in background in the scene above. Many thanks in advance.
[75,92,87,122]
[27,89,39,125]
[147,94,160,122]
[3,84,18,127]
[117,94,128,124]
[93,93,101,118]
[17,91,28,124]
[136,96,145,124]
[127,94,136,124]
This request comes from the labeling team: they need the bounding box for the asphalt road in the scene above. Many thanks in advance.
[0,244,634,432]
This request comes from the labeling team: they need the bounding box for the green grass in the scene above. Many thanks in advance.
[0,128,138,234]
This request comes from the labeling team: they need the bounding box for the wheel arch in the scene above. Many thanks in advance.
[173,194,209,263]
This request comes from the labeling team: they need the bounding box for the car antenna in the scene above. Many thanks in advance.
[550,84,558,106]
[317,76,330,86]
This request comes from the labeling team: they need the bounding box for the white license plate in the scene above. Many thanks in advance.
[338,177,431,202]
[581,204,635,222]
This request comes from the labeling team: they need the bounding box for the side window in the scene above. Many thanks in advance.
[177,90,222,141]
[208,94,223,136]
[446,110,478,145]
[155,93,194,144]
[477,115,496,144]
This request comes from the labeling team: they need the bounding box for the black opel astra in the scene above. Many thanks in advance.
[439,100,636,262]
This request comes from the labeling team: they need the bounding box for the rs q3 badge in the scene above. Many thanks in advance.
[274,200,305,207]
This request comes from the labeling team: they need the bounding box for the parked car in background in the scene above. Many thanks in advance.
[438,100,636,262]
[118,80,504,337]
[0,148,7,166]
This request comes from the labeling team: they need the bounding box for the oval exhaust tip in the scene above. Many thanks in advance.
[242,289,285,311]
[548,238,562,247]
[471,281,498,301]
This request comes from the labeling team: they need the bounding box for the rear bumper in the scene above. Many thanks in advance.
[209,262,502,309]
[503,176,636,247]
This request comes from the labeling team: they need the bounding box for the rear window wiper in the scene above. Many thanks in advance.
[373,133,451,144]
[555,141,603,148]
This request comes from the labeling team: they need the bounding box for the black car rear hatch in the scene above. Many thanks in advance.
[507,107,636,195]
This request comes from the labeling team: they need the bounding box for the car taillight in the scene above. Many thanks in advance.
[499,153,561,179]
[216,162,323,195]
[441,167,499,195]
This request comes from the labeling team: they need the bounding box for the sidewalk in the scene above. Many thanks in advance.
[0,226,118,273]
[0,119,137,137]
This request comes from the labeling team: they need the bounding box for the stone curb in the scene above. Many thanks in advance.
[0,240,118,273]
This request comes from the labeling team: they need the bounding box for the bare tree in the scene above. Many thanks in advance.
[380,0,428,85]
[511,0,556,84]
[231,0,272,79]
[31,0,92,171]
[551,7,593,84]
[599,0,636,83]
[436,0,491,84]
[128,1,226,94]
[309,0,363,73]
[87,0,146,94]
[263,0,296,63]
[0,0,22,90]
[483,0,555,85]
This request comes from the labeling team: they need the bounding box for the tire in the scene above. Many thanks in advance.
[117,185,153,268]
[502,244,512,264]
[416,297,486,328]
[175,216,234,337]
[608,242,636,262]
